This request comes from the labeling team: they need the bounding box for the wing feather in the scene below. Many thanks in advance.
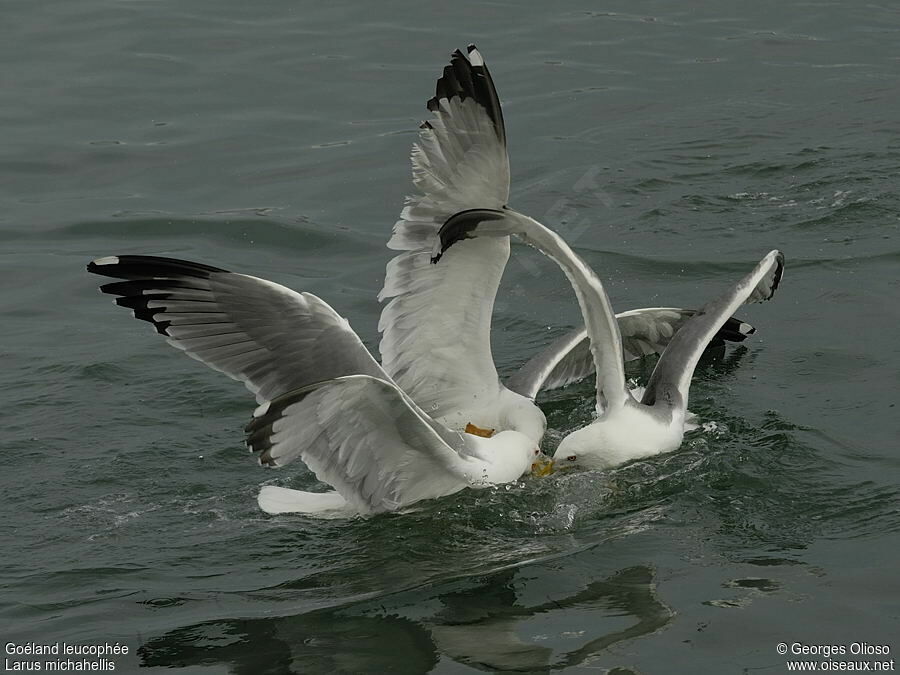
[245,375,474,514]
[88,255,386,404]
[643,251,784,407]
[506,309,756,399]
[379,45,512,422]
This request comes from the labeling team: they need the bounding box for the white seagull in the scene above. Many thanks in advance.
[378,44,753,442]
[87,255,540,517]
[432,212,784,470]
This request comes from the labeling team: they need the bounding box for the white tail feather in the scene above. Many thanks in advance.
[257,486,351,518]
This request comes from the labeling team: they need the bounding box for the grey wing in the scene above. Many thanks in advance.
[378,45,512,421]
[505,328,590,399]
[245,375,475,514]
[506,308,756,399]
[619,307,756,359]
[88,255,386,404]
[643,251,784,407]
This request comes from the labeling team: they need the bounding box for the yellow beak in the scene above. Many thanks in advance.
[464,422,495,438]
[531,456,555,477]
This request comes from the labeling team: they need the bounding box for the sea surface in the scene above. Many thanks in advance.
[2,1,898,672]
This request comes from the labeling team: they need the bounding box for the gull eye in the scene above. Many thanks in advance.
[533,449,539,456]
[567,455,576,462]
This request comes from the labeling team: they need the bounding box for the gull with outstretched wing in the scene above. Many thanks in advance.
[88,255,539,516]
[433,210,784,469]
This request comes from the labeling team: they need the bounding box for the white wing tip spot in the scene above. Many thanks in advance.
[468,48,484,67]
[92,256,120,266]
[253,401,271,418]
[739,322,754,335]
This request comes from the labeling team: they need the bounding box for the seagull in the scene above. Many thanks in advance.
[378,44,753,442]
[432,211,784,470]
[86,255,540,517]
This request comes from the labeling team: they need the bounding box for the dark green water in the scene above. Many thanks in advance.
[2,1,898,673]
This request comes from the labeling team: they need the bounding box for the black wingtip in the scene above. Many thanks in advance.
[245,386,321,467]
[769,253,785,300]
[87,257,116,275]
[87,255,229,335]
[431,208,506,265]
[715,317,755,343]
[87,255,228,280]
[423,45,505,146]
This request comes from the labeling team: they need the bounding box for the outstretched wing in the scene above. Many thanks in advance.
[245,375,476,514]
[643,251,784,408]
[506,309,755,399]
[378,45,512,421]
[87,255,385,404]
[433,209,635,413]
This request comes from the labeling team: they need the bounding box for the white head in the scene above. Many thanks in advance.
[482,430,541,484]
[551,425,613,471]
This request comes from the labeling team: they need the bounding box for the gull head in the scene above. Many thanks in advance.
[478,430,542,484]
[551,424,615,471]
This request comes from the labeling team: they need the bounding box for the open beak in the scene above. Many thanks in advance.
[531,455,555,477]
